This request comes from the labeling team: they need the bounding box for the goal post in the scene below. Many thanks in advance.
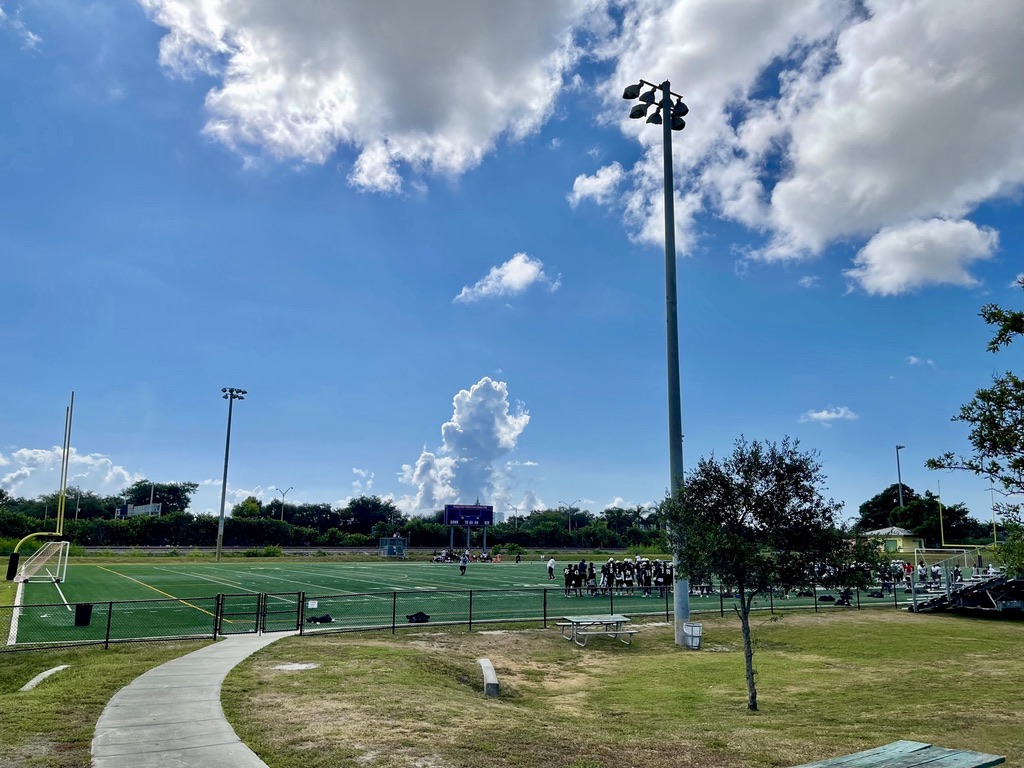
[14,541,70,583]
[379,537,408,559]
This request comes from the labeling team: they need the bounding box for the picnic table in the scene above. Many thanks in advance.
[558,614,638,647]
[790,740,1004,768]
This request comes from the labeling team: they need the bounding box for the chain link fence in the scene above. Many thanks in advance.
[1,584,908,653]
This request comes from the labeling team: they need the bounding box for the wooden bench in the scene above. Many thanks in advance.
[790,740,1004,768]
[476,658,499,697]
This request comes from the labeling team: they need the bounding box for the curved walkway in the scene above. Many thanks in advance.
[92,632,295,768]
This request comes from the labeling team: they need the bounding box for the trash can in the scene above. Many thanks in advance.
[74,603,93,627]
[683,621,702,650]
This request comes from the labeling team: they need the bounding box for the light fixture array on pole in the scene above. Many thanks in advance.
[277,486,293,522]
[215,387,246,562]
[506,502,518,531]
[623,78,691,639]
[895,445,905,508]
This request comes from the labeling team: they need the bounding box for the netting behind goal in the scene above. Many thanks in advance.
[15,541,70,583]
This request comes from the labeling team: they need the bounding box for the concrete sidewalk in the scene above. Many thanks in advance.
[92,632,294,768]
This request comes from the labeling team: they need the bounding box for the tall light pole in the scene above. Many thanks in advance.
[895,445,905,508]
[215,387,246,562]
[623,79,691,638]
[276,486,292,522]
[506,502,518,531]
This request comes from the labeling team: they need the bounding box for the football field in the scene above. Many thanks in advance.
[6,557,694,650]
[5,557,894,651]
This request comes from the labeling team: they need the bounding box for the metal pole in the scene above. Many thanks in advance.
[660,81,690,640]
[895,445,905,508]
[278,486,292,521]
[216,395,235,562]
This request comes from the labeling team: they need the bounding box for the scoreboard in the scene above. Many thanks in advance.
[443,504,494,527]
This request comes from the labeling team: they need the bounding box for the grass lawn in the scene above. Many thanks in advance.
[0,641,207,768]
[223,610,1023,768]
[3,564,1020,768]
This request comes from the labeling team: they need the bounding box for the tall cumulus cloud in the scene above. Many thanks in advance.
[399,377,530,513]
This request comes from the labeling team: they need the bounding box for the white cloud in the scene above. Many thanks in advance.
[797,275,820,289]
[399,377,529,513]
[139,0,600,192]
[0,447,142,498]
[567,162,625,208]
[799,406,858,426]
[350,467,374,495]
[138,1,1024,293]
[519,490,544,513]
[0,5,43,50]
[454,253,561,304]
[906,355,935,367]
[586,1,1024,289]
[843,219,998,295]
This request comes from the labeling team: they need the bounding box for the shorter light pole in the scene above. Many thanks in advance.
[216,387,247,562]
[895,445,905,508]
[276,486,292,522]
[506,503,518,531]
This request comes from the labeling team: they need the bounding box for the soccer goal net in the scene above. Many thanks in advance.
[379,537,408,559]
[15,541,70,583]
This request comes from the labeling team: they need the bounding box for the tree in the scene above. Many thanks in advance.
[855,483,920,530]
[661,436,876,711]
[123,480,199,515]
[928,277,1023,568]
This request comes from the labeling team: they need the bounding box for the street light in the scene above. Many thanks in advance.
[559,499,580,535]
[895,445,905,508]
[276,486,293,522]
[215,387,246,562]
[623,78,691,637]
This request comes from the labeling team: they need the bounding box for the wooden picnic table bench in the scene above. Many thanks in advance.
[790,740,1004,768]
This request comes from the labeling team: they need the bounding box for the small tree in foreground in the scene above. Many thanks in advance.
[661,436,880,711]
[928,277,1024,575]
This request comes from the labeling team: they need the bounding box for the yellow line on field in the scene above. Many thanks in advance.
[96,565,224,621]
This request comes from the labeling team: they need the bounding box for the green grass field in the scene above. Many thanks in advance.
[4,557,903,650]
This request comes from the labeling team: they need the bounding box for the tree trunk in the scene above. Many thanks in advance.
[737,596,757,711]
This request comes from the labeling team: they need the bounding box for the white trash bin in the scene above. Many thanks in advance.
[683,621,703,650]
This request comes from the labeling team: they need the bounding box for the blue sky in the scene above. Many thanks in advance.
[2,1,1021,528]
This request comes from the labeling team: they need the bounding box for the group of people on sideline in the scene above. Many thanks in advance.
[551,556,673,598]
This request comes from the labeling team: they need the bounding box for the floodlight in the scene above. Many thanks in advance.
[639,88,657,104]
[647,110,662,125]
[672,99,689,117]
[671,116,686,131]
[622,83,642,100]
[629,103,649,119]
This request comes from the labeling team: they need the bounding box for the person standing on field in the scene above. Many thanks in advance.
[459,552,468,575]
[547,556,557,580]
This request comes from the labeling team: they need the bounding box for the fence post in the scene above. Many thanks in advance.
[214,594,223,638]
[855,587,861,610]
[468,590,473,632]
[720,590,724,617]
[104,601,114,649]
[665,585,671,621]
[392,592,397,635]
[813,581,818,612]
[543,589,548,628]
[256,593,265,634]
[297,591,306,633]
[609,589,614,615]
[770,588,774,615]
